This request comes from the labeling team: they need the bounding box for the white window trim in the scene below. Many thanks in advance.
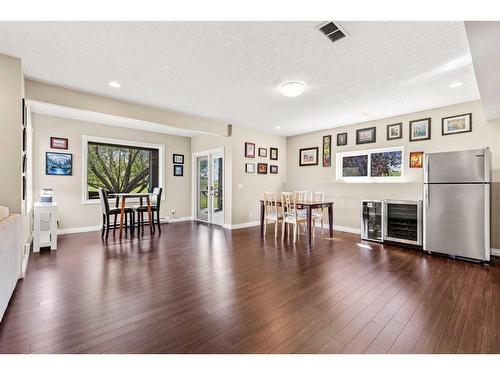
[336,146,404,183]
[82,135,165,205]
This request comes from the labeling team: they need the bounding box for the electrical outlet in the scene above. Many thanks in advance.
[170,209,176,217]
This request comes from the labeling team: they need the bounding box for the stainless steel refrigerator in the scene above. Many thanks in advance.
[423,148,491,262]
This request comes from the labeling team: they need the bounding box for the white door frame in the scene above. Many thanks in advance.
[191,147,225,226]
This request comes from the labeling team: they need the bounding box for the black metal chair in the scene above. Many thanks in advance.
[135,187,163,234]
[98,188,135,240]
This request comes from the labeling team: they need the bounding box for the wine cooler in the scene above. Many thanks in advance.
[384,200,422,246]
[360,200,384,242]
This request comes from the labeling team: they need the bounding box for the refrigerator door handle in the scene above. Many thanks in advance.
[425,183,429,210]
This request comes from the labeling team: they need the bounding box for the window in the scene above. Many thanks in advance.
[82,136,164,203]
[336,147,403,182]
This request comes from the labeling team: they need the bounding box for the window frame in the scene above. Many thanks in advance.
[82,135,165,205]
[335,146,404,183]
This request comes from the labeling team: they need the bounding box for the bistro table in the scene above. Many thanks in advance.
[259,199,334,246]
[113,193,154,239]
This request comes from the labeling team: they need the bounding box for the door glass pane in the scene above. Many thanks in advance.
[212,156,223,225]
[197,156,209,221]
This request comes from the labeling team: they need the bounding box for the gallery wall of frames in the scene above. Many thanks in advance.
[244,142,280,175]
[296,112,472,181]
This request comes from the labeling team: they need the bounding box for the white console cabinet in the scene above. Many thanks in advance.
[33,202,58,252]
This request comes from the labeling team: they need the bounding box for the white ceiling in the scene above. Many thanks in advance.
[0,21,480,136]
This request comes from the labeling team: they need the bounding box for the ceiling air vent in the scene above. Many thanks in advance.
[318,21,346,43]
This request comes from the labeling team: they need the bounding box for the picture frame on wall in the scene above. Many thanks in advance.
[322,135,332,167]
[22,127,26,152]
[245,163,255,173]
[409,118,431,141]
[22,154,26,173]
[46,152,72,176]
[244,142,255,158]
[442,113,472,136]
[386,123,402,140]
[258,147,267,157]
[50,137,69,150]
[173,154,184,164]
[257,163,268,174]
[270,147,278,160]
[337,132,347,146]
[270,165,278,174]
[22,98,27,127]
[409,151,424,168]
[356,126,376,145]
[299,147,319,166]
[173,165,184,176]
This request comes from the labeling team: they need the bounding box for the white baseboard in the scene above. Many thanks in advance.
[164,216,192,223]
[223,221,260,230]
[312,221,360,234]
[58,225,101,235]
[491,248,500,257]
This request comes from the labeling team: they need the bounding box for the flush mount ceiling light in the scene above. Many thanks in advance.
[108,81,122,88]
[279,81,305,97]
[449,81,463,88]
[275,126,281,129]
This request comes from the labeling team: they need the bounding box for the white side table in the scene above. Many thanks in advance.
[33,202,58,252]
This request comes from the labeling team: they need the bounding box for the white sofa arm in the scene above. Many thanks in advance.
[0,213,22,322]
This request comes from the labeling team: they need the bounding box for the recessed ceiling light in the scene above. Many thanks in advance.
[275,126,281,129]
[279,81,305,97]
[108,81,122,88]
[449,81,463,88]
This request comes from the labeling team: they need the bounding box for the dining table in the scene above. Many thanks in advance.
[259,199,335,246]
[113,193,154,239]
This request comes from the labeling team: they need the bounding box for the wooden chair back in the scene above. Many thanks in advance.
[281,191,297,219]
[98,188,111,215]
[312,191,325,203]
[263,191,278,217]
[294,190,308,202]
[151,187,163,208]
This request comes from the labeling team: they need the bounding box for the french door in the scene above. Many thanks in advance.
[194,148,224,226]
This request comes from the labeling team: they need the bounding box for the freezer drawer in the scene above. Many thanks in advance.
[423,183,490,261]
[424,148,490,183]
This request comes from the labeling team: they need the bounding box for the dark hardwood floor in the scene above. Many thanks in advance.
[1,221,499,354]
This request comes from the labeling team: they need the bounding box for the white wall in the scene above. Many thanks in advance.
[191,126,287,226]
[286,100,500,247]
[32,113,192,230]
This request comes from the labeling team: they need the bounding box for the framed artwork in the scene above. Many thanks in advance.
[46,152,72,176]
[173,165,184,176]
[22,176,26,200]
[245,163,255,173]
[409,151,424,168]
[442,113,472,136]
[258,147,267,157]
[322,135,332,167]
[257,163,268,174]
[386,123,402,140]
[342,155,368,177]
[337,132,347,146]
[50,137,69,150]
[173,154,184,164]
[409,118,431,141]
[299,147,319,166]
[356,127,376,145]
[270,165,278,174]
[370,150,403,177]
[270,147,278,160]
[22,154,26,173]
[245,142,255,158]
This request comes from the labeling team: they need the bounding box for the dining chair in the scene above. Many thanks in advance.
[98,188,135,240]
[263,191,283,239]
[294,190,308,233]
[281,192,307,243]
[311,191,326,236]
[135,187,163,234]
